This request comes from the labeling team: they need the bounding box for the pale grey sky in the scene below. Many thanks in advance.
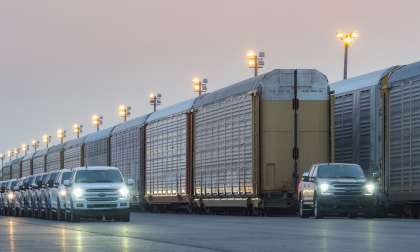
[1,0,420,154]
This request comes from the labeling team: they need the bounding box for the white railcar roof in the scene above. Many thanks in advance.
[85,126,117,144]
[146,99,196,123]
[113,114,149,133]
[390,61,420,83]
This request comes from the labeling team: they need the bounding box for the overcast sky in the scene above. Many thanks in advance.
[1,0,420,154]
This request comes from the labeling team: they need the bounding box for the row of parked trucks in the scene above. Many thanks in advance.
[1,61,420,216]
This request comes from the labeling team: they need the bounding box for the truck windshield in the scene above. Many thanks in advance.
[317,164,365,179]
[61,172,73,183]
[75,170,123,183]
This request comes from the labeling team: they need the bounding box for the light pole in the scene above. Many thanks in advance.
[7,150,12,160]
[119,105,131,122]
[21,144,29,156]
[193,77,208,96]
[73,124,83,138]
[32,139,40,152]
[92,114,103,132]
[336,31,359,80]
[247,50,265,77]
[42,134,52,148]
[0,153,4,169]
[57,129,66,144]
[13,147,20,158]
[149,93,162,112]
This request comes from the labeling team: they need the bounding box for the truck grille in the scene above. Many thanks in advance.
[84,188,120,204]
[329,182,364,196]
[87,203,117,208]
[85,189,118,193]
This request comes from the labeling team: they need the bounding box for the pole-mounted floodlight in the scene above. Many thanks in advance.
[247,50,265,77]
[193,77,208,96]
[7,150,13,160]
[42,134,52,148]
[57,129,66,144]
[336,31,359,80]
[21,144,29,156]
[73,124,83,138]
[91,114,103,132]
[118,105,132,122]
[31,139,40,152]
[149,93,162,112]
[0,153,5,168]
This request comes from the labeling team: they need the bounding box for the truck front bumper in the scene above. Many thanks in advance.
[318,195,376,213]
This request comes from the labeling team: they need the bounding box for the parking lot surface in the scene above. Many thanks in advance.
[1,213,420,252]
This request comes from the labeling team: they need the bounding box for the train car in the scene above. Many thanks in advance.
[192,69,331,211]
[84,126,116,166]
[32,149,48,175]
[46,144,64,172]
[22,153,34,177]
[2,161,12,180]
[11,157,23,179]
[331,61,420,215]
[144,100,195,208]
[63,136,86,169]
[111,115,149,206]
[331,67,398,174]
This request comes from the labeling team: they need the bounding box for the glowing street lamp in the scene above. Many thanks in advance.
[21,144,29,155]
[246,50,265,77]
[13,147,20,158]
[118,105,131,122]
[149,93,162,112]
[192,77,208,96]
[336,31,359,80]
[57,129,66,144]
[31,139,40,152]
[91,114,103,132]
[73,124,83,138]
[42,134,52,148]
[7,150,13,160]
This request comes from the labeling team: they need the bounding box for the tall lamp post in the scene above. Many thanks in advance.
[246,50,265,77]
[42,134,52,148]
[336,31,359,80]
[73,124,83,138]
[21,144,29,156]
[0,153,4,169]
[119,105,131,122]
[13,148,20,158]
[7,150,13,160]
[149,93,162,112]
[193,77,208,96]
[92,114,103,132]
[57,129,66,144]
[32,139,40,152]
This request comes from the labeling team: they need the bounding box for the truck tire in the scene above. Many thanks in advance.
[299,199,310,218]
[314,196,324,219]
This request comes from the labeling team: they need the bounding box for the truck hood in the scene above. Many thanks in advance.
[72,183,125,190]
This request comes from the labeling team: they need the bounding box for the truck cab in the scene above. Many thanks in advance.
[63,166,133,222]
[298,163,376,218]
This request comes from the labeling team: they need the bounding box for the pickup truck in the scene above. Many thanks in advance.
[63,166,133,222]
[298,163,376,218]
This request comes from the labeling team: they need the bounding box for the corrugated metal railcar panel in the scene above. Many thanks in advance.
[2,166,11,180]
[194,94,254,197]
[33,156,45,175]
[64,146,83,169]
[388,78,420,193]
[11,161,21,178]
[46,151,61,172]
[85,139,110,166]
[334,93,354,163]
[358,89,372,172]
[111,127,144,199]
[146,113,188,196]
[22,160,32,177]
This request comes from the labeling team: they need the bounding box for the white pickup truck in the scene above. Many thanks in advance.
[63,166,133,222]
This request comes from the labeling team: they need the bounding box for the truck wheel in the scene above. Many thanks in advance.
[314,196,324,219]
[299,199,310,218]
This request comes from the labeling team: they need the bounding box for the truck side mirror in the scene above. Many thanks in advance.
[63,180,71,187]
[126,178,134,186]
[302,172,310,182]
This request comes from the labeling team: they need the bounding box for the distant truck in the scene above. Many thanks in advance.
[298,163,376,218]
[63,166,133,222]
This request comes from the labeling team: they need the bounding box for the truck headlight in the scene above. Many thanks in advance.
[7,192,14,200]
[319,183,330,194]
[364,183,375,195]
[72,188,84,198]
[119,186,129,198]
[59,189,67,197]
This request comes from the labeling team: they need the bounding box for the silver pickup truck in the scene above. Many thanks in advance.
[63,166,133,222]
[298,163,377,218]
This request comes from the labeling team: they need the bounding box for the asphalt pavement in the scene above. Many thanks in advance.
[0,213,419,252]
